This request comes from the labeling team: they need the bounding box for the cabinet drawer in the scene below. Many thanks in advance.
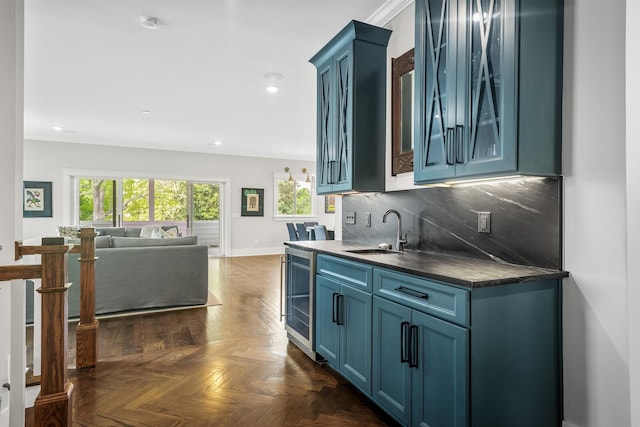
[317,254,372,292]
[373,268,469,326]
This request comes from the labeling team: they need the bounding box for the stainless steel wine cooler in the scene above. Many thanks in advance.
[281,246,316,360]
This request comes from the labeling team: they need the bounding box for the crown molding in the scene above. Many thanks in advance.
[366,0,414,27]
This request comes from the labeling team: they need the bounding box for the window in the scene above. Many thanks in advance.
[274,173,315,217]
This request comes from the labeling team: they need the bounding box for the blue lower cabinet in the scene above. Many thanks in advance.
[340,284,372,394]
[315,274,372,395]
[315,275,340,366]
[373,296,469,427]
[372,296,412,425]
[411,310,469,427]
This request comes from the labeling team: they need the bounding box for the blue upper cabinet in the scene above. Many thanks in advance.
[310,21,391,195]
[414,0,563,184]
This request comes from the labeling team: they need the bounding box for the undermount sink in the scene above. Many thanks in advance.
[345,248,404,255]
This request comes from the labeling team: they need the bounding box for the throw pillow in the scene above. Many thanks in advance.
[163,227,178,239]
[150,228,166,239]
[56,225,81,238]
[140,224,163,238]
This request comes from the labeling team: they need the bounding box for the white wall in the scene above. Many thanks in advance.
[0,1,25,425]
[562,0,630,425]
[384,4,422,192]
[626,0,640,424]
[23,140,334,256]
[380,1,635,426]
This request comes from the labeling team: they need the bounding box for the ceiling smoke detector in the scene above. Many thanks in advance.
[141,16,160,29]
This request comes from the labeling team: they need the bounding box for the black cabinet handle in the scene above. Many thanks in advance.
[395,286,429,300]
[400,321,411,364]
[336,294,345,325]
[332,292,339,323]
[410,325,419,368]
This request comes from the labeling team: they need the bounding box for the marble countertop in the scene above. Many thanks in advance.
[285,240,569,289]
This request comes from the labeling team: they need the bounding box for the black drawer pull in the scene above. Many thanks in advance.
[395,286,429,300]
[400,321,411,364]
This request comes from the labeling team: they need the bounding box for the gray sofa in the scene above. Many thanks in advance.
[26,227,209,322]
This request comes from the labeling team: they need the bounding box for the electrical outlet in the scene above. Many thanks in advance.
[365,213,371,227]
[345,211,356,224]
[478,212,491,234]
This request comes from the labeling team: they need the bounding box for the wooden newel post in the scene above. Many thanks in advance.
[76,227,98,369]
[33,244,74,427]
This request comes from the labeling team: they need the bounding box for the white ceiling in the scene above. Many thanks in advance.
[24,0,395,161]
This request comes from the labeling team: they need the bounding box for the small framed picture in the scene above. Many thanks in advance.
[23,181,53,218]
[324,195,336,214]
[241,188,264,216]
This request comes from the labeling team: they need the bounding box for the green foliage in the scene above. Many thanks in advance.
[296,186,311,215]
[79,178,114,221]
[277,180,312,215]
[193,183,219,220]
[154,180,187,221]
[278,181,295,215]
[122,178,150,221]
[78,178,219,223]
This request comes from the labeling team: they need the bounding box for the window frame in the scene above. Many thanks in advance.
[273,172,317,220]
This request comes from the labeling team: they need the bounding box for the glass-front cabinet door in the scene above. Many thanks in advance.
[414,0,455,182]
[315,46,354,194]
[316,59,334,195]
[456,0,516,177]
[415,0,516,183]
[331,47,354,193]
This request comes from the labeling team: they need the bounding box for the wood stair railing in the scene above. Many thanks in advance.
[0,240,73,426]
[0,228,98,427]
[69,228,98,369]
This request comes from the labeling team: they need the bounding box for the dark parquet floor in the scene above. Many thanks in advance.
[26,255,396,426]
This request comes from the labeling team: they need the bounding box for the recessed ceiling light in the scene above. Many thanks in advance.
[206,140,222,146]
[52,126,63,131]
[264,72,284,94]
[141,16,160,29]
[140,110,151,115]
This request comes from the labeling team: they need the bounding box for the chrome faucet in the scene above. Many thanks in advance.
[383,209,408,252]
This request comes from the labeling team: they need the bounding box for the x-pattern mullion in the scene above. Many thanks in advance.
[321,76,331,184]
[470,0,500,158]
[338,63,349,183]
[424,0,448,166]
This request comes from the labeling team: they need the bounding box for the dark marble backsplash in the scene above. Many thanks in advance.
[342,177,562,269]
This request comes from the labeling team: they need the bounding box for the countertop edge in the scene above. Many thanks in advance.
[284,241,569,289]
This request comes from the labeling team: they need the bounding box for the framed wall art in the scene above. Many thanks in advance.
[23,181,53,218]
[241,188,264,217]
[324,195,336,214]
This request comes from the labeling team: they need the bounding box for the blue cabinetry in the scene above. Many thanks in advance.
[373,276,468,427]
[315,255,373,394]
[414,0,563,183]
[310,21,391,194]
[315,254,561,426]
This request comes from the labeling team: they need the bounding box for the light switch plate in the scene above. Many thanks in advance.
[345,211,356,224]
[364,213,371,227]
[478,212,491,234]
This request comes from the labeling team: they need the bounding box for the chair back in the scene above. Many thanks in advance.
[295,223,309,240]
[313,225,328,240]
[303,221,318,228]
[286,223,298,241]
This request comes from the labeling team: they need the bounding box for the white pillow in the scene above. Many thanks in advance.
[150,228,166,239]
[140,224,164,238]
